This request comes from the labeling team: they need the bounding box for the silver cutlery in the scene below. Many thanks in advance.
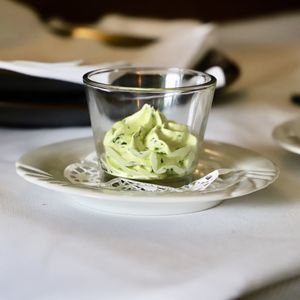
[46,19,155,48]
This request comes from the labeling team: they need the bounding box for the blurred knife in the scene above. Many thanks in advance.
[47,19,155,48]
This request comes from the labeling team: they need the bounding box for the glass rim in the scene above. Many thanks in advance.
[83,66,216,93]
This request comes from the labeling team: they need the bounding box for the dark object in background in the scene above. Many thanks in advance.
[0,71,89,127]
[15,0,300,23]
[0,50,240,128]
[291,94,300,106]
[195,50,240,91]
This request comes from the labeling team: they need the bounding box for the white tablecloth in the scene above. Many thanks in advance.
[1,13,300,300]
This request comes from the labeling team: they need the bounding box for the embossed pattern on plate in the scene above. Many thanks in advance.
[16,137,279,215]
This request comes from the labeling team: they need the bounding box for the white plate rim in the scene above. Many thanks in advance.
[16,137,279,203]
[272,117,300,155]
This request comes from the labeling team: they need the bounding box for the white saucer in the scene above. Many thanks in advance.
[16,137,279,215]
[273,117,300,155]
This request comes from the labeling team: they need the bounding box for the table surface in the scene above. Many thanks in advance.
[1,12,300,300]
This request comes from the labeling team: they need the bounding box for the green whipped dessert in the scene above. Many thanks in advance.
[100,104,198,180]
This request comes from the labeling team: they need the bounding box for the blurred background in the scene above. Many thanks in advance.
[13,0,300,22]
[1,0,299,127]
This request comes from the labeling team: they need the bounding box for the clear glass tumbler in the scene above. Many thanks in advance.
[83,67,216,182]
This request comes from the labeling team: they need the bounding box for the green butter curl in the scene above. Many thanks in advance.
[100,104,198,180]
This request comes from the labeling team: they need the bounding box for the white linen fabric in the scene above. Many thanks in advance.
[0,60,126,85]
[0,5,300,300]
[0,60,225,88]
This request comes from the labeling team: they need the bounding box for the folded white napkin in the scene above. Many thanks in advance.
[0,0,225,87]
[0,60,126,84]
